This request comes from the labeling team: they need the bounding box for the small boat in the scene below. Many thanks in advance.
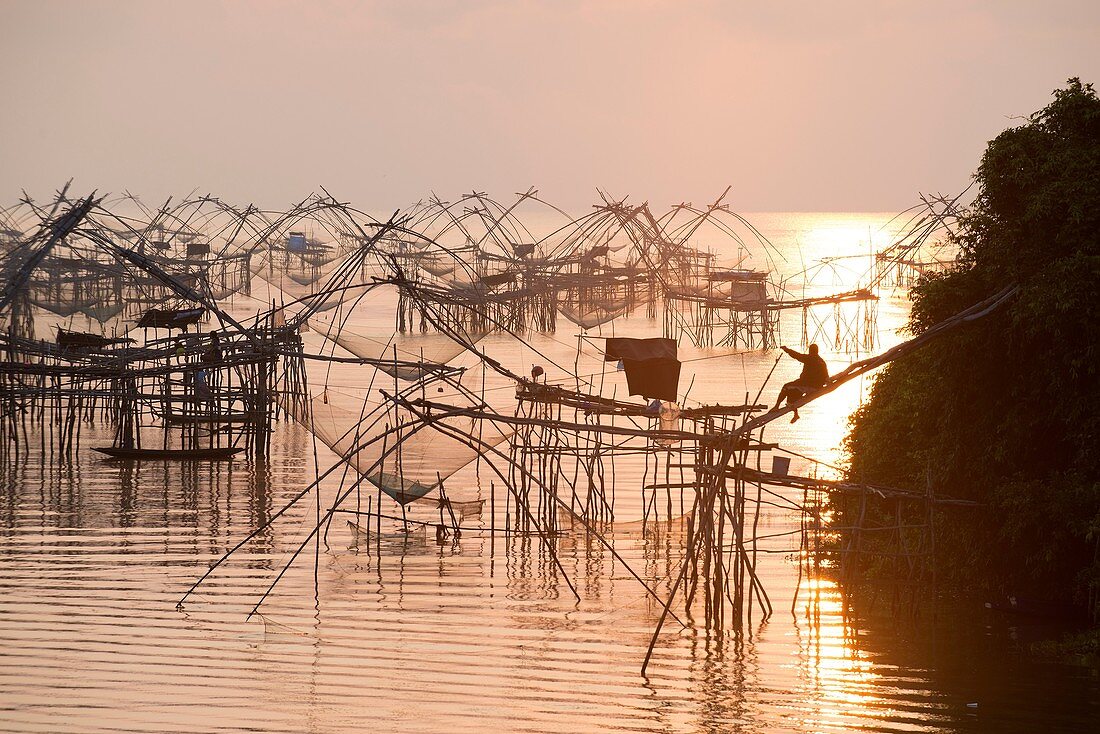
[136,307,206,330]
[92,446,243,461]
[56,328,135,350]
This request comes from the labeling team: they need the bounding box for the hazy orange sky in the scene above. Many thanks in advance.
[2,1,1098,212]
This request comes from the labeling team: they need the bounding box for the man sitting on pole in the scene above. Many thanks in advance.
[774,344,829,423]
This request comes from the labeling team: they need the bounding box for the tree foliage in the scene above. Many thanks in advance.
[842,79,1100,612]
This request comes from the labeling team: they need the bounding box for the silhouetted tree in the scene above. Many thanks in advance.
[842,79,1100,615]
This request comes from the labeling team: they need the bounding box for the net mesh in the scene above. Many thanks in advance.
[287,364,512,507]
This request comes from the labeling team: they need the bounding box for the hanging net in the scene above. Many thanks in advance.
[285,363,513,508]
[309,284,489,381]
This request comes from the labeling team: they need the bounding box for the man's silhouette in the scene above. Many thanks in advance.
[774,344,829,423]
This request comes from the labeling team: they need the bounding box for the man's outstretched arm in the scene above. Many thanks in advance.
[781,346,808,363]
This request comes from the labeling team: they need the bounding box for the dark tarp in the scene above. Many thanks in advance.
[622,357,681,402]
[603,337,677,362]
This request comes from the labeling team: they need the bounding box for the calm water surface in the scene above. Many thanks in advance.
[2,213,1097,733]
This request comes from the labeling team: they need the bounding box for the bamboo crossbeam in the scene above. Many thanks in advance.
[733,467,981,506]
[409,396,760,445]
[665,287,876,311]
[728,285,1019,438]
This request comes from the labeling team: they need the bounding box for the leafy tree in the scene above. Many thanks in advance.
[841,79,1100,614]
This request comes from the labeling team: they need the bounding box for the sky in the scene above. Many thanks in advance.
[2,0,1098,212]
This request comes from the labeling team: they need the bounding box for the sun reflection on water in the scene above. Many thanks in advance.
[795,578,888,730]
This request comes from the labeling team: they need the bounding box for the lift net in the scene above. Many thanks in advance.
[310,284,489,381]
[289,364,512,506]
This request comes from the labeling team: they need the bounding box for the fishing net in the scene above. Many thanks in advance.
[287,363,513,508]
[558,302,629,330]
[314,319,487,381]
[252,244,369,312]
[203,252,253,299]
[610,511,693,539]
[417,252,479,287]
[310,284,489,381]
[30,296,96,317]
